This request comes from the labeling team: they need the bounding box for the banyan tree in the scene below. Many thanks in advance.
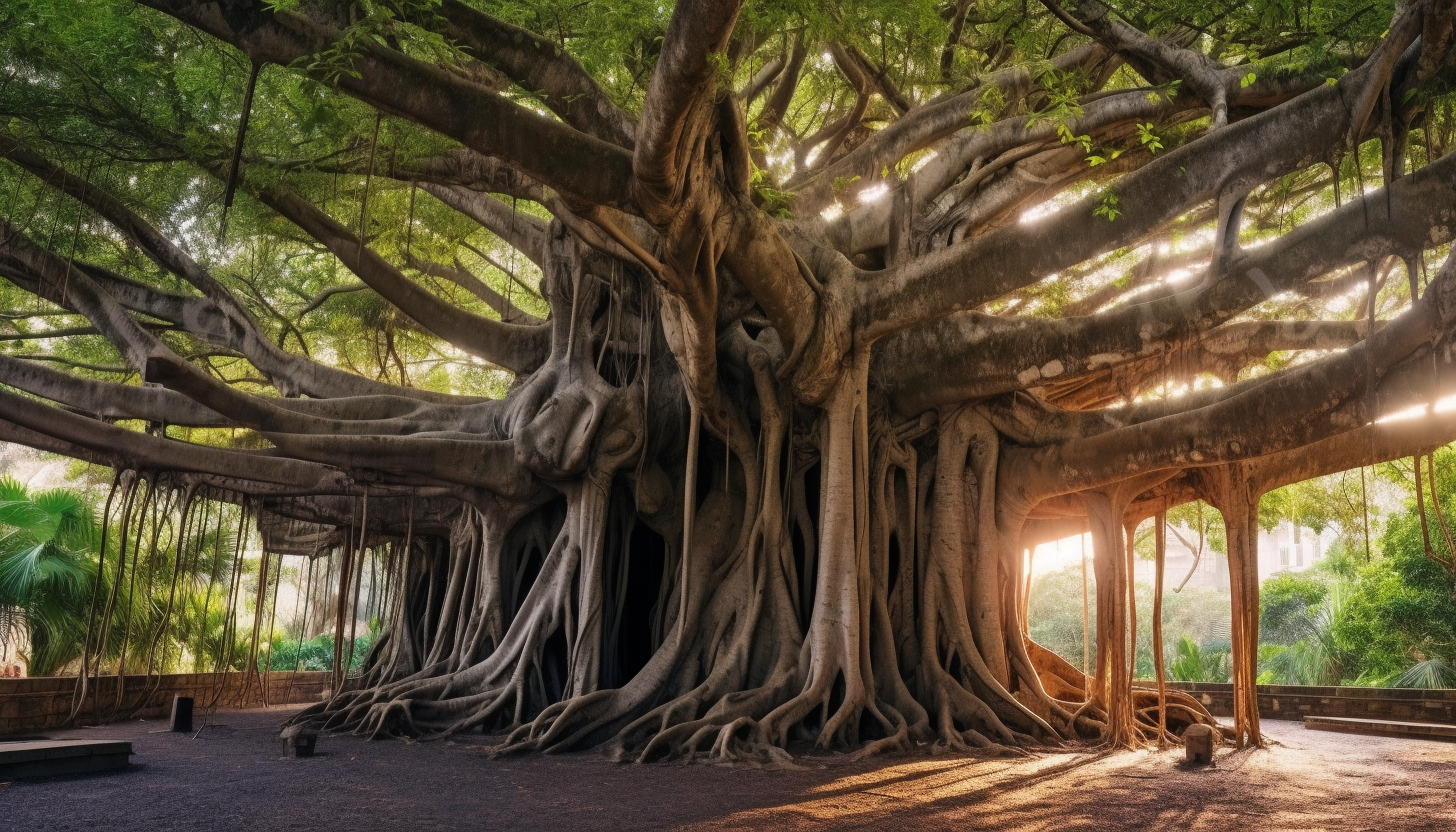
[1,0,1455,760]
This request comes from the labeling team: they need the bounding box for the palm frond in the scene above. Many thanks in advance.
[1391,658,1456,689]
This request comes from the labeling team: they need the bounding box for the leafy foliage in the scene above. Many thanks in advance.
[1029,562,1233,681]
[0,474,306,678]
[1170,636,1230,683]
[1250,446,1456,688]
[262,629,378,674]
[0,476,99,675]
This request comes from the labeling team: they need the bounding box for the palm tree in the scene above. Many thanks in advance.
[1391,657,1456,689]
[1257,585,1347,686]
[0,477,100,676]
[1169,636,1231,683]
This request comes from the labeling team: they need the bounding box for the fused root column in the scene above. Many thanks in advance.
[293,351,1213,760]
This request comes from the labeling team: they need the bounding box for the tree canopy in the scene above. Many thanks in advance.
[1,0,1455,759]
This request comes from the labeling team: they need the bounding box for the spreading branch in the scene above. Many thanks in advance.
[138,0,635,210]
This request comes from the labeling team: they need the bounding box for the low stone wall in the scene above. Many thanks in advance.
[0,671,331,736]
[9,675,1449,735]
[1167,681,1456,723]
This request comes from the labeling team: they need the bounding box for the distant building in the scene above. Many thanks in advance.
[1256,520,1338,584]
[1132,520,1337,592]
[1133,526,1228,593]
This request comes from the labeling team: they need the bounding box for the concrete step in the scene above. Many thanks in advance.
[0,739,133,779]
[1303,715,1456,742]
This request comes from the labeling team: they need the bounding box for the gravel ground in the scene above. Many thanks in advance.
[4,708,1454,831]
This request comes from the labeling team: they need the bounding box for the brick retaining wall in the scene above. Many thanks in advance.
[0,671,331,735]
[1166,681,1456,723]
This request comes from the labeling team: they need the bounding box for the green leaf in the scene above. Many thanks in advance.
[1093,191,1122,222]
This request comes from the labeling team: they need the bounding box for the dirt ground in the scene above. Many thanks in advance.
[3,707,1453,831]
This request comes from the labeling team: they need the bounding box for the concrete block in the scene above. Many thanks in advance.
[170,695,194,732]
[1183,723,1217,764]
[0,740,132,779]
[280,724,317,758]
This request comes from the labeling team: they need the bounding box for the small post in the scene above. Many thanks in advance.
[280,724,318,758]
[1183,723,1217,765]
[170,695,194,733]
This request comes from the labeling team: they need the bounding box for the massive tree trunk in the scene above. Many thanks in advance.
[2,0,1456,760]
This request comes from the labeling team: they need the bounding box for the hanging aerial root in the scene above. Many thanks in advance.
[500,470,809,764]
[287,481,614,740]
[1023,639,1228,743]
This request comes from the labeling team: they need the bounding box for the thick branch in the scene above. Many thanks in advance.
[439,0,636,148]
[632,0,744,220]
[0,385,346,490]
[139,0,634,210]
[857,9,1431,340]
[1002,252,1456,502]
[260,431,538,500]
[739,50,786,105]
[879,148,1456,411]
[252,180,550,374]
[0,355,228,426]
[418,182,547,267]
[1053,1,1236,127]
[753,35,806,138]
[1040,320,1370,409]
[387,149,545,202]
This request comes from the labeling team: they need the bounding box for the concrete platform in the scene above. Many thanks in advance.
[1303,715,1456,741]
[0,739,133,779]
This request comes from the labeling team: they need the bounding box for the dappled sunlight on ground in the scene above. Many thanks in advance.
[683,727,1455,831]
[5,710,1453,831]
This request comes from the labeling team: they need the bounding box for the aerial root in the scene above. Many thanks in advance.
[495,687,618,753]
[628,685,786,764]
[847,705,913,760]
[360,698,418,739]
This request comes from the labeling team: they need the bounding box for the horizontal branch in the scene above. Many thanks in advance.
[438,0,636,148]
[878,148,1456,411]
[855,9,1431,340]
[0,355,228,426]
[260,431,538,500]
[1251,407,1456,494]
[1040,319,1370,410]
[0,385,347,490]
[386,149,545,201]
[251,180,551,375]
[1002,250,1456,502]
[139,0,634,210]
[418,182,547,267]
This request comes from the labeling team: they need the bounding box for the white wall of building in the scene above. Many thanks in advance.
[1127,519,1337,591]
